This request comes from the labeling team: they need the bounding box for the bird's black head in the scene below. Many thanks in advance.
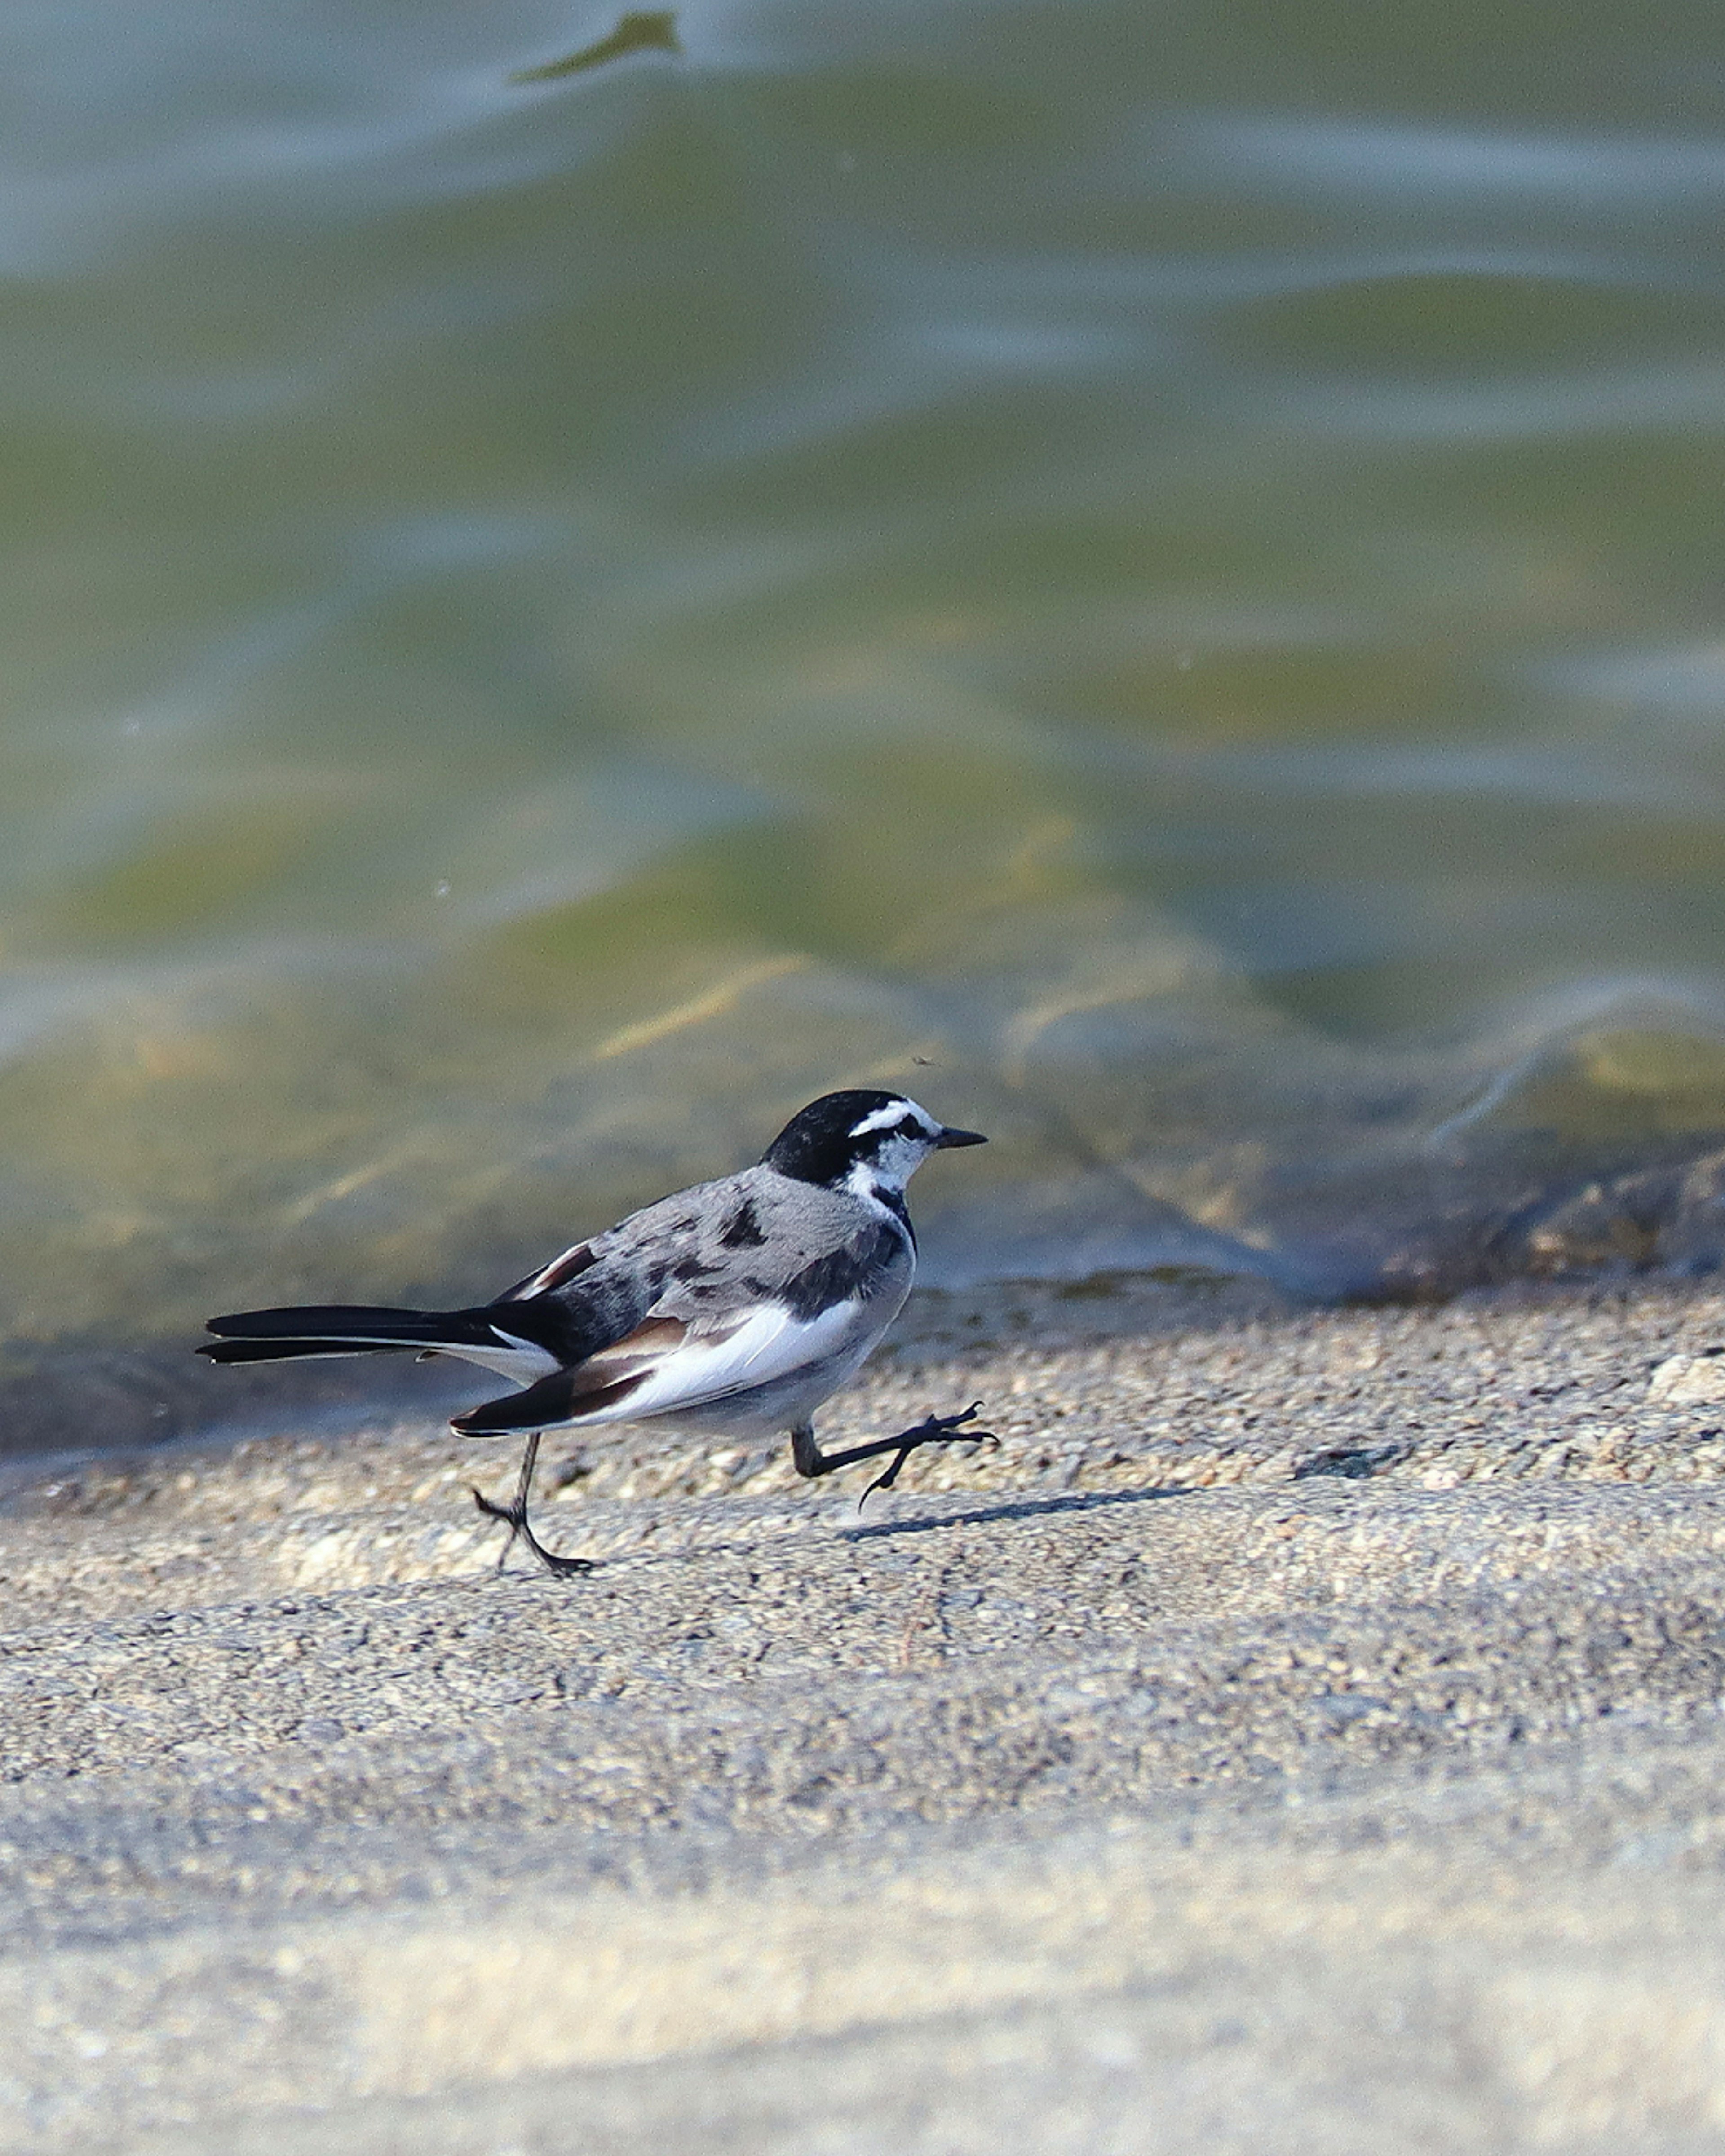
[762,1090,986,1192]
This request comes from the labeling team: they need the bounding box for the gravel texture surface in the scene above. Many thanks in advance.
[7,1276,1725,2150]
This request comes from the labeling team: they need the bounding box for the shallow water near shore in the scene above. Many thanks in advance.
[6,0,1725,1441]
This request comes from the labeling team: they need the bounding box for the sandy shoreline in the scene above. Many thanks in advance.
[7,1275,1725,2149]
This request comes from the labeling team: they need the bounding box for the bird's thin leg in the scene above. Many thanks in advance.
[488,1432,540,1571]
[470,1431,596,1580]
[790,1402,999,1510]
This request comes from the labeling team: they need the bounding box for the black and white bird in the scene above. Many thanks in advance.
[199,1090,993,1577]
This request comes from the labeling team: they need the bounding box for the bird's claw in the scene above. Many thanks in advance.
[470,1485,525,1570]
[858,1401,1000,1510]
[469,1484,595,1580]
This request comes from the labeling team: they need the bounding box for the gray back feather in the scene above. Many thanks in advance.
[496,1166,913,1365]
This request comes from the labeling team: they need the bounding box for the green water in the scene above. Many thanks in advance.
[6,0,1725,1441]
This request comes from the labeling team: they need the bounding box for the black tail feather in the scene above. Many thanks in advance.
[198,1337,421,1366]
[204,1304,499,1345]
[199,1302,525,1369]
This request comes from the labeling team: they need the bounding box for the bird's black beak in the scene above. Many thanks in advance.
[935,1125,987,1149]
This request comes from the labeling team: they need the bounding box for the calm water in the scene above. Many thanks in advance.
[6,0,1725,1443]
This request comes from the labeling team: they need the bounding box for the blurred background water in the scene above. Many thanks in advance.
[6,0,1725,1446]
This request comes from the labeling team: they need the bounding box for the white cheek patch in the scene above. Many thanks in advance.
[844,1143,927,1206]
[876,1134,926,1183]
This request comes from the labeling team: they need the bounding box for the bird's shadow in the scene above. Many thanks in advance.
[840,1480,1196,1543]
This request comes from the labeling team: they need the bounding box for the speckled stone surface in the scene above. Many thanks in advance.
[7,1277,1725,2151]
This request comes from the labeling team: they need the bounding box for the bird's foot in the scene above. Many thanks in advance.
[858,1401,999,1509]
[469,1486,596,1580]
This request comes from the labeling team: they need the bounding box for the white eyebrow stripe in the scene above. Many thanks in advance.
[848,1097,929,1137]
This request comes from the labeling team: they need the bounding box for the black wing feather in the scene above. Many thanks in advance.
[452,1363,651,1436]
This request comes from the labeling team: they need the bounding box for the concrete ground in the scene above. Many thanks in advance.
[6,1275,1725,2151]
